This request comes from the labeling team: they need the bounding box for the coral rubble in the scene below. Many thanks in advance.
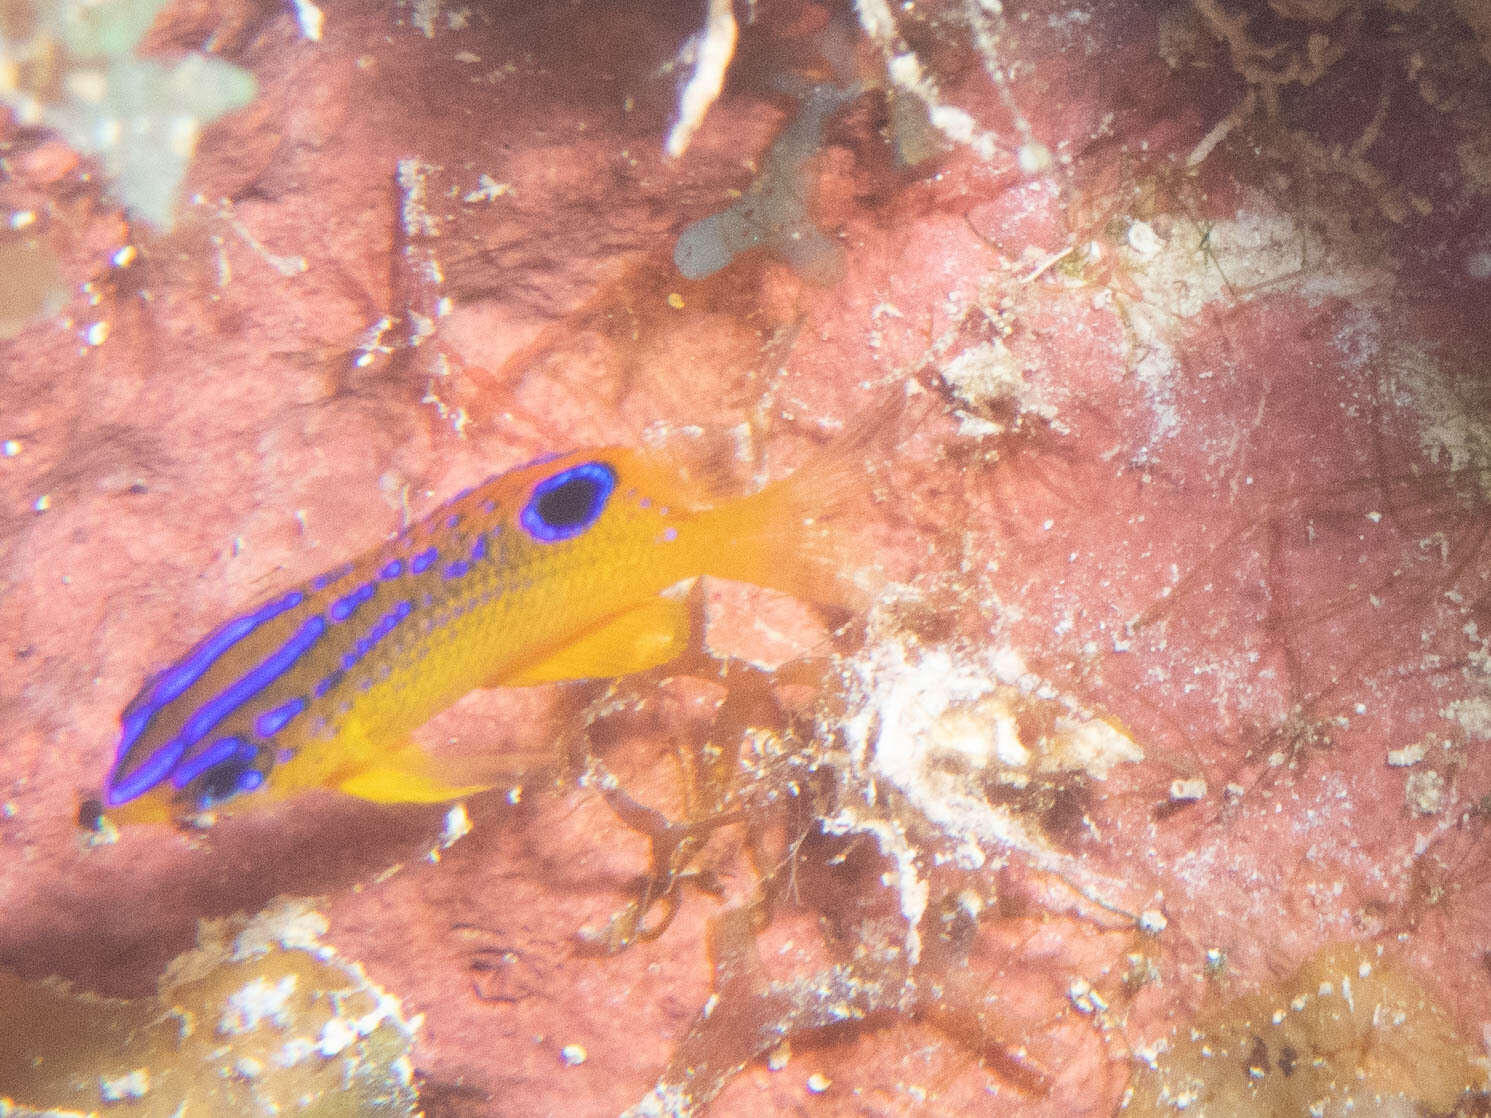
[0,898,420,1117]
[1123,941,1489,1117]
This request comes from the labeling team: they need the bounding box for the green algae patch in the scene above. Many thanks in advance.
[673,81,858,286]
[0,0,258,228]
[0,898,421,1117]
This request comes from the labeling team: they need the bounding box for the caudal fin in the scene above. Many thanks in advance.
[702,386,916,611]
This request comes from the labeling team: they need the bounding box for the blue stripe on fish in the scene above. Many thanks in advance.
[255,695,309,738]
[107,590,307,805]
[171,735,249,787]
[330,582,376,622]
[470,534,488,562]
[380,558,404,580]
[443,559,470,579]
[105,736,180,805]
[411,547,438,574]
[340,600,414,673]
[164,615,327,778]
[311,564,354,591]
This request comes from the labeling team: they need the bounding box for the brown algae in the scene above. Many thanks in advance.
[1123,941,1488,1117]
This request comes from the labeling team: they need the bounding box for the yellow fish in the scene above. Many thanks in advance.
[101,420,883,824]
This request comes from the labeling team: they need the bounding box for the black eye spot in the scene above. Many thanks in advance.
[199,765,236,804]
[520,462,617,542]
[537,480,597,527]
[197,757,264,809]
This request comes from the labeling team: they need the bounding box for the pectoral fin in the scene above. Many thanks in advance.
[502,596,692,686]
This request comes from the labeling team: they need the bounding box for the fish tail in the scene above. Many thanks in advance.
[703,387,914,611]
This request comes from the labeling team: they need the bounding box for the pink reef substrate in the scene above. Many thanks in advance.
[3,0,1491,1115]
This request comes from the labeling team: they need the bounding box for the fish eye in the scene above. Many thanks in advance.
[520,461,617,542]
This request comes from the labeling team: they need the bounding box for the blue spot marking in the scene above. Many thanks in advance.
[314,670,343,698]
[479,498,498,514]
[311,564,354,592]
[520,461,617,542]
[255,695,308,738]
[158,615,327,788]
[411,547,438,574]
[443,559,471,579]
[470,534,489,562]
[238,769,265,793]
[330,581,376,622]
[380,558,404,580]
[171,735,249,787]
[339,600,414,674]
[106,589,306,805]
[446,513,463,529]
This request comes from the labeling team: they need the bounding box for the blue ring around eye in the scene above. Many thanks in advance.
[520,461,617,542]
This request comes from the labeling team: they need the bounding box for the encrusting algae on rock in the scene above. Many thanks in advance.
[0,897,420,1117]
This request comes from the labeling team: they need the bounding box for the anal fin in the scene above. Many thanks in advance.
[502,596,692,686]
[337,745,493,804]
